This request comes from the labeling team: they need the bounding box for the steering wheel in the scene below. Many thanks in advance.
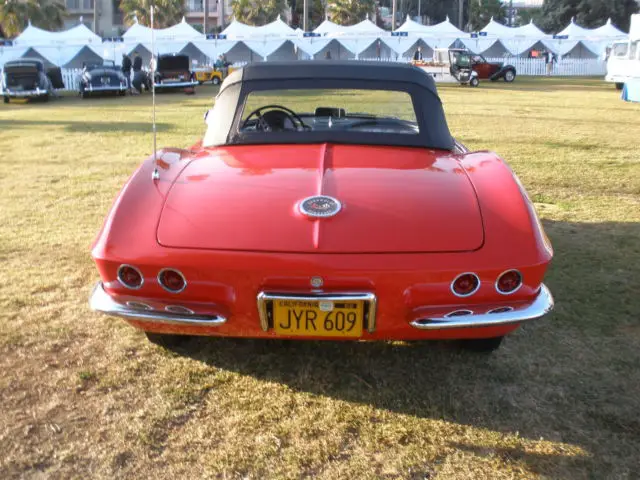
[242,104,310,132]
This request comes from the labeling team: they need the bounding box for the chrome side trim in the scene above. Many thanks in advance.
[410,284,553,330]
[6,89,48,97]
[89,283,226,326]
[257,292,377,333]
[86,85,127,92]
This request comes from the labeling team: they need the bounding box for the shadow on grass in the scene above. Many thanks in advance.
[154,220,640,476]
[0,119,172,133]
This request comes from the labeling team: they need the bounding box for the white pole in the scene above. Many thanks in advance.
[151,4,158,180]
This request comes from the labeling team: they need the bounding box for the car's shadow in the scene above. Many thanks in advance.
[164,220,640,476]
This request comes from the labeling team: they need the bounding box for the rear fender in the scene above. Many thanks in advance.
[91,148,195,263]
[459,152,552,280]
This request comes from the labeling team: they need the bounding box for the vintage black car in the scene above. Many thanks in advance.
[1,58,63,103]
[79,60,128,98]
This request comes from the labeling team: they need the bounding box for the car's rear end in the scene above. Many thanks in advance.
[1,61,50,103]
[81,67,127,97]
[154,55,198,91]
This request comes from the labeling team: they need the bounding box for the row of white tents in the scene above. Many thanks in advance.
[0,15,630,69]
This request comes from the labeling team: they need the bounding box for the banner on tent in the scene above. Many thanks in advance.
[0,40,13,46]
[391,32,408,37]
[303,32,321,38]
[206,34,227,40]
[102,37,124,43]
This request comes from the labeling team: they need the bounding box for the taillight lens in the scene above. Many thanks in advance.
[451,273,480,297]
[118,265,143,289]
[496,270,522,294]
[158,269,187,293]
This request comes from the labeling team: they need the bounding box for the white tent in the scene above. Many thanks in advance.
[14,22,102,46]
[314,20,346,36]
[430,16,465,37]
[259,16,296,37]
[396,15,464,38]
[591,18,627,39]
[481,18,516,37]
[557,18,593,39]
[122,20,153,44]
[158,17,203,41]
[222,16,295,39]
[512,20,549,38]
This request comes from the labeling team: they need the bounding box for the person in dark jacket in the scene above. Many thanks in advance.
[413,46,423,61]
[121,53,132,90]
[131,52,144,94]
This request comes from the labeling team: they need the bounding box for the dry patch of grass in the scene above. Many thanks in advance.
[1,78,639,479]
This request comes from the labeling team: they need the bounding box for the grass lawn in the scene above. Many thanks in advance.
[1,77,639,479]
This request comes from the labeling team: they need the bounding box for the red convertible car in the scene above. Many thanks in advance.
[90,61,553,352]
[470,53,517,82]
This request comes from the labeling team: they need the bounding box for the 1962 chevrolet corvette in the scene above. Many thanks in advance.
[90,61,553,352]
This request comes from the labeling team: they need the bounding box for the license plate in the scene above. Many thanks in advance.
[273,299,364,337]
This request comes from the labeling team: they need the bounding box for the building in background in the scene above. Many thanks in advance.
[184,0,233,33]
[62,0,233,36]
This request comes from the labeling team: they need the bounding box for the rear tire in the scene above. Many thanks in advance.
[460,336,504,353]
[615,82,624,90]
[504,70,516,82]
[212,76,221,85]
[145,332,191,348]
[470,77,480,88]
[3,96,8,104]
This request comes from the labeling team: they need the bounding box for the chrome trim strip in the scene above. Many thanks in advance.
[86,85,127,92]
[257,292,377,333]
[157,268,187,294]
[444,309,473,318]
[410,284,553,330]
[6,90,48,97]
[117,264,144,290]
[90,283,226,326]
[450,272,481,298]
[495,269,523,295]
[155,81,198,88]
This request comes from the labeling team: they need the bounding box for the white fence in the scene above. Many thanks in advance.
[56,57,606,90]
[485,57,606,76]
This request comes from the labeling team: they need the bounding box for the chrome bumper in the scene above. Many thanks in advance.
[155,81,198,88]
[410,284,553,330]
[5,89,48,97]
[86,85,127,92]
[89,282,226,326]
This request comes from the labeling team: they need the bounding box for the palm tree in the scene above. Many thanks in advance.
[231,0,287,26]
[0,0,66,38]
[120,0,185,28]
[327,0,375,25]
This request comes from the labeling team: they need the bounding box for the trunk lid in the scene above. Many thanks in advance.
[157,144,484,253]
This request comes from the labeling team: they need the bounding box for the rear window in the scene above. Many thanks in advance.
[238,89,418,135]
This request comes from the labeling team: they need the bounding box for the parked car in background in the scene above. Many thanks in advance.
[1,58,63,103]
[412,48,480,87]
[89,61,554,353]
[154,54,198,92]
[471,53,517,82]
[78,60,128,98]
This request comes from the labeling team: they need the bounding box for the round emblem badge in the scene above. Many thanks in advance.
[299,196,342,218]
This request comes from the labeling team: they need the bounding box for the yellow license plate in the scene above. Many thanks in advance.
[273,299,364,337]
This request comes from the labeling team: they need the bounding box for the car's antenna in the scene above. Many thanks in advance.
[151,4,160,181]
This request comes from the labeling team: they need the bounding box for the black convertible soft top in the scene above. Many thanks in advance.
[205,61,454,150]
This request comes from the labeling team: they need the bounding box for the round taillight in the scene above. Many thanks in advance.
[496,270,522,295]
[158,268,187,293]
[165,305,194,315]
[451,273,480,297]
[117,265,143,290]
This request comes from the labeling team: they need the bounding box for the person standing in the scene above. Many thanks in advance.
[544,50,555,76]
[131,51,144,94]
[413,46,423,61]
[121,53,132,90]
